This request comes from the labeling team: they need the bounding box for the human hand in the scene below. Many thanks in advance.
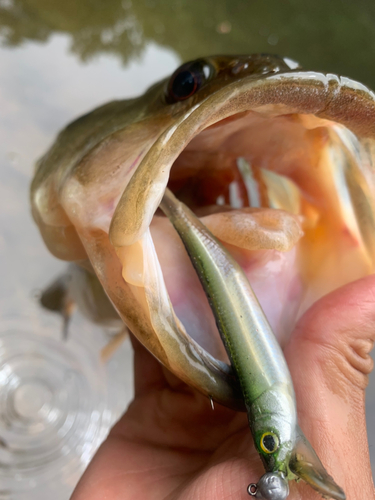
[71,276,375,500]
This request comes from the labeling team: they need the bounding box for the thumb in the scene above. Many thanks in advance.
[285,275,375,499]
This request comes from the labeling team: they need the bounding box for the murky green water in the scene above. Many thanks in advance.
[3,0,375,87]
[0,0,374,495]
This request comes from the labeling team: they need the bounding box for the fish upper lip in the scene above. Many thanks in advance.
[109,69,375,249]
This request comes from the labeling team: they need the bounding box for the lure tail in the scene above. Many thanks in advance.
[289,427,345,500]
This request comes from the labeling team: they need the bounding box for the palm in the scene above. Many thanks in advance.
[72,277,375,500]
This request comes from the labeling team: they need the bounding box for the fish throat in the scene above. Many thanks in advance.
[116,107,375,362]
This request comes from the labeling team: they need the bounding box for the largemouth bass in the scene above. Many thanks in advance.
[31,54,375,496]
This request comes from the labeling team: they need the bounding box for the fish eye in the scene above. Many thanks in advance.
[166,60,212,103]
[260,432,279,454]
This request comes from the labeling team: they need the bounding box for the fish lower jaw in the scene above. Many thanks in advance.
[116,176,371,363]
[67,109,375,396]
[112,122,373,362]
[149,210,303,358]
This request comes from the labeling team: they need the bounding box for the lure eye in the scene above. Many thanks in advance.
[166,60,212,103]
[260,432,279,454]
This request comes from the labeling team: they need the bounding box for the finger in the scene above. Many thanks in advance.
[285,274,375,499]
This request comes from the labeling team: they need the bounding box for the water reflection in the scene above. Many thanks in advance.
[0,0,374,494]
[0,37,178,498]
[2,0,375,88]
[0,36,178,178]
[0,35,178,309]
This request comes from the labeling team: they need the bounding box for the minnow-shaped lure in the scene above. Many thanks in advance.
[160,187,345,500]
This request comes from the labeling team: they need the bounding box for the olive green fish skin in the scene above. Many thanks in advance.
[160,188,297,473]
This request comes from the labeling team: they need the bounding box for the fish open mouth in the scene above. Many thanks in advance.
[152,112,306,361]
[33,67,375,409]
[148,110,365,361]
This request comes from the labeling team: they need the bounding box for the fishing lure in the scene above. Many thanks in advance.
[160,187,345,500]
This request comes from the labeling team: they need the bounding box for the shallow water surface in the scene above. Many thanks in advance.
[0,1,374,496]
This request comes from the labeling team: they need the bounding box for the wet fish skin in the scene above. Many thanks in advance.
[30,54,375,411]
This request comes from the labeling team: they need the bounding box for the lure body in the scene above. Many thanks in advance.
[160,187,345,500]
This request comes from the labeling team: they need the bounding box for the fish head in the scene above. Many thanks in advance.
[31,54,375,408]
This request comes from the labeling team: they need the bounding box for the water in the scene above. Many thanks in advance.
[0,34,178,499]
[0,1,374,496]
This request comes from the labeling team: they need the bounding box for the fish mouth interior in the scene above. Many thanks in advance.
[32,70,375,406]
[145,109,373,360]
